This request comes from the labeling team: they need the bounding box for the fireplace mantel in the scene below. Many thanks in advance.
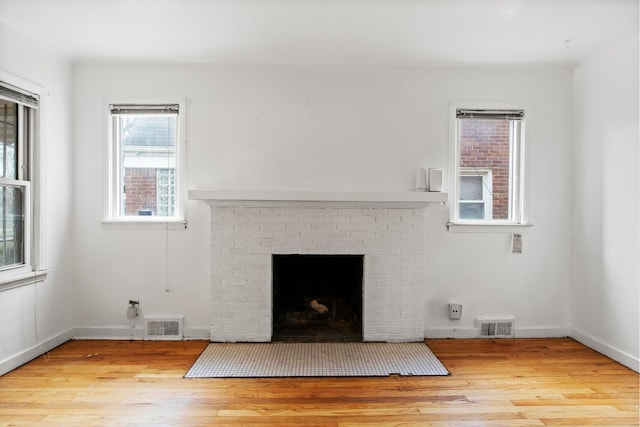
[189,189,447,208]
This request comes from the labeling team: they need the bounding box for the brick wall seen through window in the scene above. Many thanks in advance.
[459,119,511,220]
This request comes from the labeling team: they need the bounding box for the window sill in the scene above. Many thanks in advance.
[0,270,48,292]
[102,219,187,230]
[447,222,533,233]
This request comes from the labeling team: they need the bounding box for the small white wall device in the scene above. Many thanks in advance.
[428,168,444,192]
[415,167,427,191]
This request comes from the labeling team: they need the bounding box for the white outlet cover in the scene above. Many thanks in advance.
[448,303,462,320]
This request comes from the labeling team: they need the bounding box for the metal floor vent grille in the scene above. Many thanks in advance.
[477,317,515,338]
[144,316,184,340]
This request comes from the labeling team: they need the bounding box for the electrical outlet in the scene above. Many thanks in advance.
[448,303,462,320]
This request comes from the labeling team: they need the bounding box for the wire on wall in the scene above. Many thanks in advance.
[164,114,171,294]
[165,220,170,293]
[33,279,50,363]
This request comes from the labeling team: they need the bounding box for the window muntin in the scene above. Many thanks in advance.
[108,103,183,222]
[453,109,525,224]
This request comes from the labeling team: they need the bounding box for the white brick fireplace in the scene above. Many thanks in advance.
[190,190,447,343]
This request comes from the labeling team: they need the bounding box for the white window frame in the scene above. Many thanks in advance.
[0,70,47,291]
[104,98,186,230]
[459,168,493,220]
[448,103,532,233]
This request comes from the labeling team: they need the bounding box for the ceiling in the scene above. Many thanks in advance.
[1,0,637,65]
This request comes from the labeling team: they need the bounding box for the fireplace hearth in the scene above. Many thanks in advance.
[272,254,363,342]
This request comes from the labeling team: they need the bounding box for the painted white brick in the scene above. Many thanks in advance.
[261,238,292,248]
[299,230,331,241]
[273,231,303,240]
[286,222,312,231]
[310,222,337,231]
[261,222,287,231]
[259,215,300,224]
[223,247,248,255]
[327,215,352,223]
[335,222,374,231]
[220,278,246,288]
[209,204,426,342]
[262,207,288,216]
[353,214,377,223]
[309,207,338,216]
[338,208,364,216]
[214,222,237,232]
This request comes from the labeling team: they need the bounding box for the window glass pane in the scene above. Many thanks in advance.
[0,100,18,180]
[459,118,511,220]
[157,168,175,216]
[0,185,24,267]
[460,175,483,200]
[459,202,485,220]
[118,114,177,217]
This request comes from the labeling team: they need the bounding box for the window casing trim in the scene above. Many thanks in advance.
[0,70,46,291]
[446,222,534,233]
[104,97,186,226]
[448,102,531,231]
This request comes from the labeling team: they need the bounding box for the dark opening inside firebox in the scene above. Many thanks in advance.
[272,254,363,342]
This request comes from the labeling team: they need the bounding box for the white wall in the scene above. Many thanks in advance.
[72,63,574,341]
[0,25,74,374]
[572,35,640,371]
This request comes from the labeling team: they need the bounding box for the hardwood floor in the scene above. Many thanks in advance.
[0,338,637,426]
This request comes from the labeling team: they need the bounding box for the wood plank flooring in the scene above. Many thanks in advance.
[0,338,637,426]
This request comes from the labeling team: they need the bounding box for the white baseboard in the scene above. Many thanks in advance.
[72,327,145,340]
[0,329,73,376]
[424,327,570,339]
[183,328,211,340]
[424,328,478,339]
[570,328,639,373]
[515,327,571,338]
[72,327,210,341]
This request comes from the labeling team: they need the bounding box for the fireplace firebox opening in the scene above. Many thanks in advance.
[272,254,364,342]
